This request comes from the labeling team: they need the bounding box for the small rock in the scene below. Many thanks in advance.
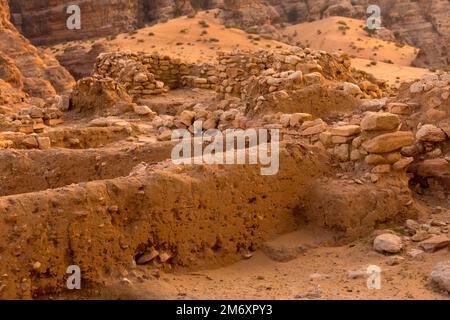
[406,249,425,261]
[159,251,172,263]
[419,235,450,252]
[387,103,412,115]
[179,110,196,126]
[133,105,154,116]
[342,82,363,96]
[386,255,405,266]
[405,219,420,233]
[37,137,51,150]
[32,261,42,271]
[431,219,446,227]
[430,261,450,292]
[361,112,400,132]
[260,242,301,262]
[371,164,391,174]
[392,157,414,170]
[136,247,159,265]
[416,125,447,142]
[120,277,132,286]
[347,269,367,279]
[411,231,432,242]
[330,125,361,137]
[373,233,403,254]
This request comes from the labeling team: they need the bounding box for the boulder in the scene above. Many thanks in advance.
[415,159,450,177]
[373,234,403,253]
[431,261,450,292]
[416,125,447,142]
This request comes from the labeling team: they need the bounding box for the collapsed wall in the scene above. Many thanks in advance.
[0,0,75,106]
[0,141,418,299]
[94,51,192,97]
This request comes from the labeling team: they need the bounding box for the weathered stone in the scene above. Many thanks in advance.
[289,113,312,126]
[387,103,412,115]
[371,164,391,174]
[133,105,154,116]
[416,159,450,177]
[303,72,324,85]
[179,110,196,126]
[373,233,403,253]
[365,152,401,165]
[430,261,450,292]
[300,123,327,136]
[416,124,447,142]
[419,235,450,252]
[342,82,362,96]
[361,112,400,132]
[319,132,332,146]
[392,157,414,170]
[407,249,425,260]
[359,99,386,112]
[287,71,303,83]
[331,135,353,144]
[333,144,349,162]
[330,125,361,137]
[351,149,364,162]
[386,256,405,266]
[362,131,414,153]
[37,136,51,150]
[439,123,450,138]
[136,247,159,265]
[22,135,38,148]
[412,231,432,242]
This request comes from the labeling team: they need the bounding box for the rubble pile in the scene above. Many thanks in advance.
[216,48,385,102]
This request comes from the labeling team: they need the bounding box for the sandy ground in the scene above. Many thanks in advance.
[96,10,289,64]
[283,17,418,66]
[51,11,433,87]
[59,197,448,301]
[352,58,433,86]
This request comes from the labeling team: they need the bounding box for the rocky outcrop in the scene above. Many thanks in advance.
[361,0,449,70]
[0,0,74,106]
[6,0,449,70]
[55,42,112,80]
[9,0,142,45]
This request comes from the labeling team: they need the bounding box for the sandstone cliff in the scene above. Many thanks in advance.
[0,0,74,105]
[7,0,449,70]
[265,0,449,70]
[9,0,142,45]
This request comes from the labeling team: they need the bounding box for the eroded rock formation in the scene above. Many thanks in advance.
[0,0,74,106]
[7,0,449,69]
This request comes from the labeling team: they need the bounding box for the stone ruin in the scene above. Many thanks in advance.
[93,51,217,98]
[1,42,450,298]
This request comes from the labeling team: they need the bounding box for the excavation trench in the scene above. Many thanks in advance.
[0,142,418,299]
